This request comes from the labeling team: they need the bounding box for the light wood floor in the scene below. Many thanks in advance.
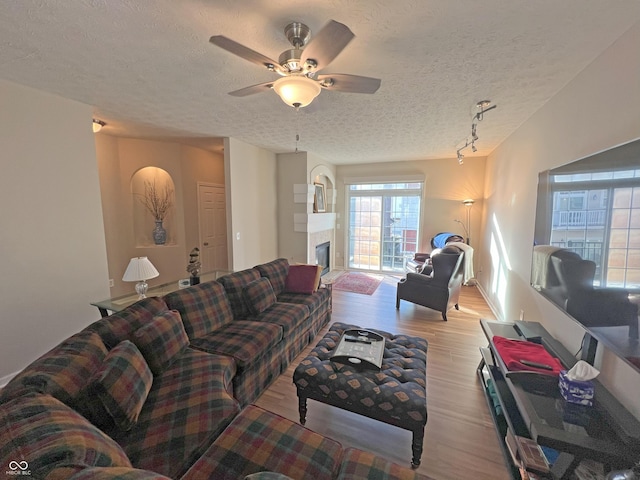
[255,275,511,480]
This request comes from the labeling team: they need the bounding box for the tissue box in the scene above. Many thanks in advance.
[559,370,594,406]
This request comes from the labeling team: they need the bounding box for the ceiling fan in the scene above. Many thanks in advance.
[209,20,381,109]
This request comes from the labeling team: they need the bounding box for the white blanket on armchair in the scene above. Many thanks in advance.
[448,242,475,285]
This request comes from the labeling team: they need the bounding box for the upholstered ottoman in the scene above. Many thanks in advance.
[293,322,428,468]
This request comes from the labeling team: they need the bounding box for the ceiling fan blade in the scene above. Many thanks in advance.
[209,35,283,73]
[317,74,381,94]
[228,81,274,97]
[301,20,355,70]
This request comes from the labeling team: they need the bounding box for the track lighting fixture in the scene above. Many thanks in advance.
[454,100,497,165]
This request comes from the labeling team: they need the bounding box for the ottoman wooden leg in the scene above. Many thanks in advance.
[411,426,425,468]
[298,395,308,425]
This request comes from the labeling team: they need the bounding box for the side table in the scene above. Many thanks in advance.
[91,269,232,317]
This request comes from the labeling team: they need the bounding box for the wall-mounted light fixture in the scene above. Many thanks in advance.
[456,101,497,165]
[92,119,106,133]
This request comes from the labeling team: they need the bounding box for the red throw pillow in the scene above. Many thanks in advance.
[284,264,322,294]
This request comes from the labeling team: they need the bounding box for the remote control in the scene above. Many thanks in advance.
[520,359,553,370]
[345,337,371,344]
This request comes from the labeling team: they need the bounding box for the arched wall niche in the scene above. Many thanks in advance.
[310,165,335,212]
[131,167,177,247]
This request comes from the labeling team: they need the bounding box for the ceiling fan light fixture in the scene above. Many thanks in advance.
[273,75,321,108]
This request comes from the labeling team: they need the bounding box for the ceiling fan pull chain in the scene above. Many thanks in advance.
[295,108,300,153]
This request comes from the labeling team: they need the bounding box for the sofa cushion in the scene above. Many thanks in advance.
[132,310,189,374]
[86,297,170,349]
[190,320,283,368]
[84,341,153,431]
[164,281,233,339]
[255,258,290,296]
[0,394,132,479]
[243,277,277,315]
[181,405,343,480]
[0,330,107,405]
[217,268,261,318]
[284,264,322,294]
[255,302,309,335]
[115,348,239,479]
[277,287,331,318]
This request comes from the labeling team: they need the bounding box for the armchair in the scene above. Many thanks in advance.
[396,249,465,320]
[551,256,639,338]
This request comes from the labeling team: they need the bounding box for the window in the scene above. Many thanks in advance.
[549,170,640,288]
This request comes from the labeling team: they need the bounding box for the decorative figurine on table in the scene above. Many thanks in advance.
[187,247,201,285]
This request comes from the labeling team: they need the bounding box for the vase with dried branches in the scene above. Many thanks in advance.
[140,180,173,245]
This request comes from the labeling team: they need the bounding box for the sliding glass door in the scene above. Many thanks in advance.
[347,183,422,272]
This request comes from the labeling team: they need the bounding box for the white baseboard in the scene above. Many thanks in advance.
[0,371,19,389]
[474,281,503,322]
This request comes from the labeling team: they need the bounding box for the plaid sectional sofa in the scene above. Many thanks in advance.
[0,259,429,479]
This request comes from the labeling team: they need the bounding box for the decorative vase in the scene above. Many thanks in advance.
[153,220,167,245]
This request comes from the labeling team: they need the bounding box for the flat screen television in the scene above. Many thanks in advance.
[531,138,640,372]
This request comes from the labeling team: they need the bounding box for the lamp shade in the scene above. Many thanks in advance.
[122,257,159,282]
[273,75,321,108]
[463,199,475,207]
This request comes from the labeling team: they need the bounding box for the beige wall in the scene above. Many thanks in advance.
[225,137,278,270]
[478,21,640,418]
[180,145,225,259]
[0,79,109,380]
[334,157,486,268]
[277,152,308,264]
[96,137,224,297]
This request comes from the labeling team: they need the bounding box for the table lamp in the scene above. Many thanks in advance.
[122,257,160,299]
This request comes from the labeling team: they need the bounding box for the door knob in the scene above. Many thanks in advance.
[204,242,209,246]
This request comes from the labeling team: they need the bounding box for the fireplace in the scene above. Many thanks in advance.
[315,241,330,276]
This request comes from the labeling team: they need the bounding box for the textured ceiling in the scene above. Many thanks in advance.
[1,1,639,164]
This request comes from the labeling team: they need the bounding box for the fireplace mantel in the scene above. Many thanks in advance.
[294,212,336,233]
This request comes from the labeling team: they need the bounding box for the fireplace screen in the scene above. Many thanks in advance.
[316,241,330,275]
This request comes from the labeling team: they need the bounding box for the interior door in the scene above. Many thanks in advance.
[198,183,228,271]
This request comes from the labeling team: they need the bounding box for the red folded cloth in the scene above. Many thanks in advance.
[492,336,564,375]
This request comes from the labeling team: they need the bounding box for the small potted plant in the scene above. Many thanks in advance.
[140,179,173,245]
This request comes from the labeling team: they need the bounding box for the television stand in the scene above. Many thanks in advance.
[477,319,640,479]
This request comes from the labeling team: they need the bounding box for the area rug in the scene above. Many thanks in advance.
[332,272,383,295]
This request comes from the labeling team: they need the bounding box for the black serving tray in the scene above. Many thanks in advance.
[331,329,385,370]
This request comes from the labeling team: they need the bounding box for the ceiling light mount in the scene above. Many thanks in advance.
[474,99,497,122]
[284,22,311,49]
